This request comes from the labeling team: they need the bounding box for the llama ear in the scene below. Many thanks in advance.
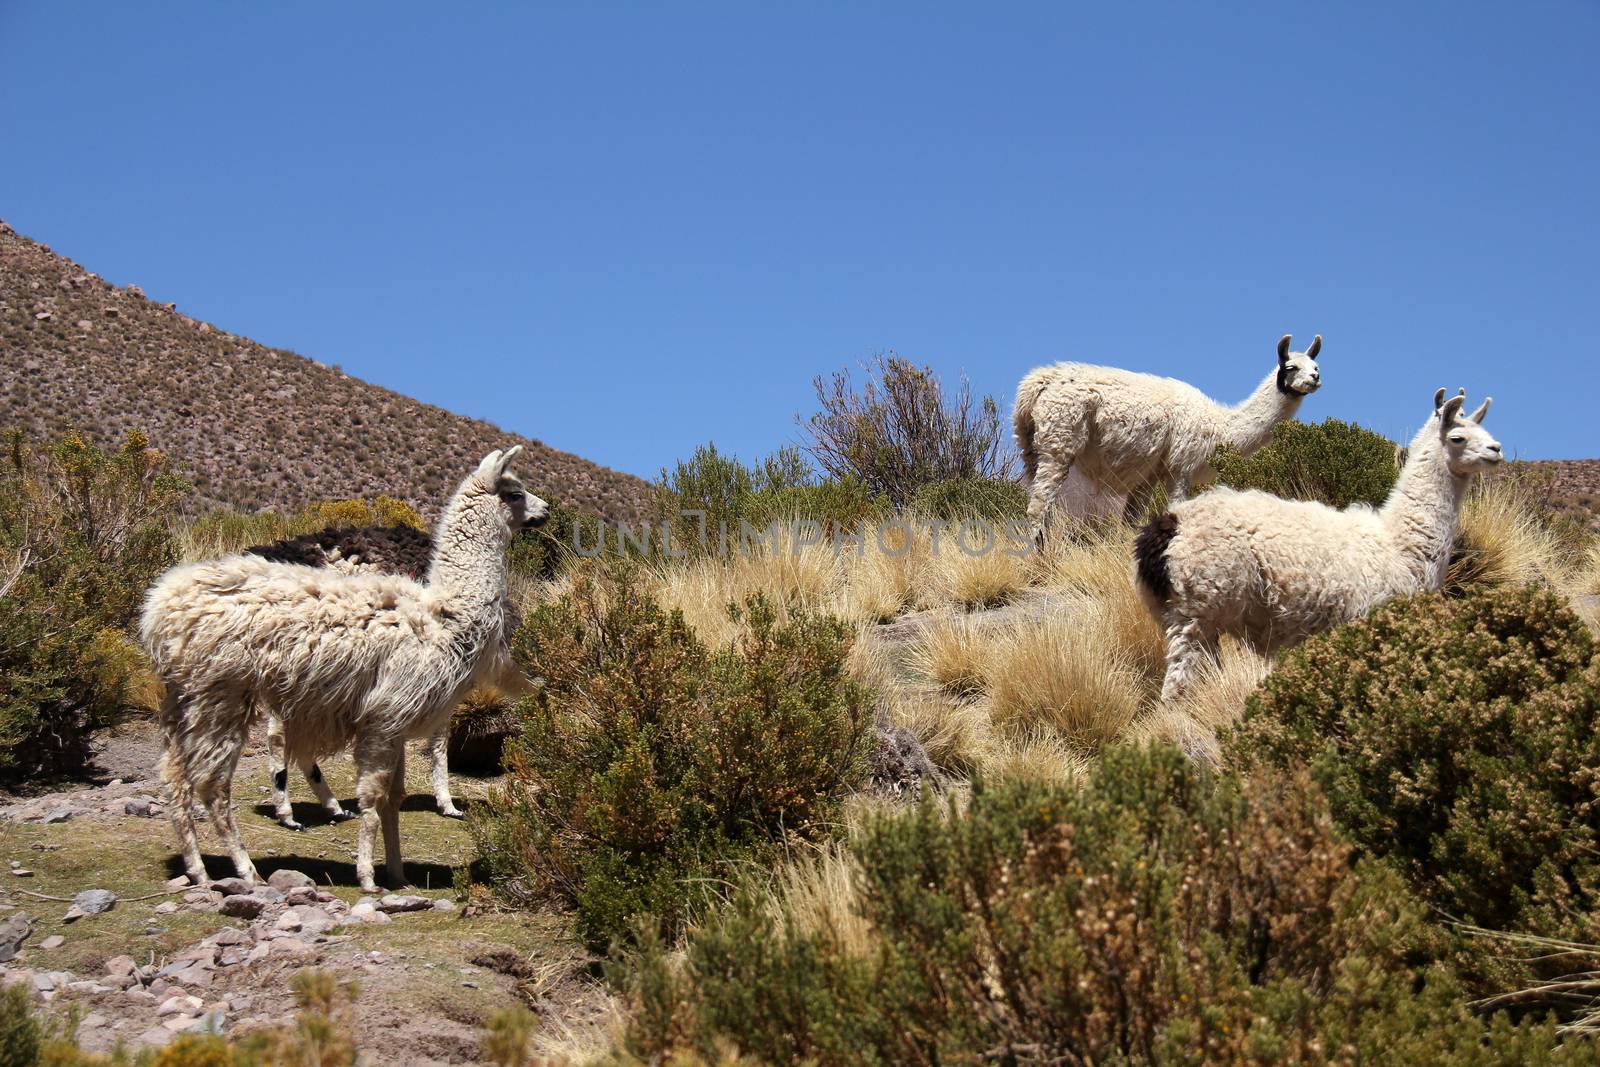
[1433,387,1446,411]
[1277,335,1292,362]
[1439,394,1466,426]
[1304,335,1322,360]
[1469,397,1492,424]
[475,450,505,478]
[497,445,525,474]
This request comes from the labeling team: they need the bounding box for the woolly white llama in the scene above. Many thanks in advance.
[1014,334,1323,540]
[141,447,548,892]
[1134,389,1502,701]
[241,524,533,827]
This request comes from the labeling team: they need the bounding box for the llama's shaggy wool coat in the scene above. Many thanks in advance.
[1013,335,1322,532]
[1137,391,1501,701]
[142,447,546,891]
[244,523,528,825]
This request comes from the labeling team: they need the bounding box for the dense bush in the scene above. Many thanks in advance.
[611,746,1588,1066]
[0,430,185,784]
[1227,585,1600,947]
[472,572,873,948]
[803,354,1011,507]
[909,475,1027,522]
[1211,417,1398,508]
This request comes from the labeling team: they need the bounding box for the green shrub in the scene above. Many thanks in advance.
[1227,585,1600,947]
[745,477,889,534]
[472,572,873,949]
[505,496,600,580]
[1211,417,1398,509]
[654,444,815,557]
[611,746,1587,1066]
[803,354,1011,508]
[908,475,1027,522]
[0,430,185,785]
[0,985,40,1067]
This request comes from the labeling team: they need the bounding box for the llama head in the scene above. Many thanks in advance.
[467,447,553,537]
[1275,334,1322,396]
[470,446,550,532]
[1435,392,1502,475]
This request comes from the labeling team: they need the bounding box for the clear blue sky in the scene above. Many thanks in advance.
[3,2,1595,478]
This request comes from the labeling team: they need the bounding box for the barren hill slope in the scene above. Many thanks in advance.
[0,221,651,521]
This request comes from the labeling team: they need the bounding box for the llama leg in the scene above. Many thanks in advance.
[160,748,208,886]
[1027,455,1072,547]
[266,718,303,831]
[303,762,354,822]
[380,746,408,887]
[1159,614,1217,704]
[354,737,402,894]
[428,728,461,818]
[198,757,258,884]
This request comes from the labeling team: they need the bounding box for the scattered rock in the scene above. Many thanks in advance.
[124,989,159,1007]
[218,895,266,919]
[41,807,74,824]
[152,902,178,916]
[208,878,253,897]
[431,898,457,913]
[187,1011,226,1035]
[32,972,56,993]
[285,886,319,906]
[124,797,156,817]
[274,911,302,933]
[159,994,204,1017]
[104,955,137,978]
[0,912,31,962]
[266,869,315,892]
[8,868,32,878]
[63,889,117,922]
[211,927,251,947]
[39,935,63,950]
[137,1025,174,1048]
[376,894,431,913]
[165,876,191,891]
[162,1015,198,1032]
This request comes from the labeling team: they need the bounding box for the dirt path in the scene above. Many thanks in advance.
[0,718,614,1064]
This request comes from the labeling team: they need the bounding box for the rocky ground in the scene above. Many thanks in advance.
[0,719,614,1064]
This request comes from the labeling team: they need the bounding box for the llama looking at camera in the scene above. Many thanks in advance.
[1135,390,1502,702]
[241,524,531,827]
[1014,334,1323,539]
[142,447,547,892]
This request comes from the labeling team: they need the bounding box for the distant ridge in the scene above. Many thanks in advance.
[0,220,652,522]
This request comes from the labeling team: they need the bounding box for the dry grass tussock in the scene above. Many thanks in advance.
[1124,640,1272,763]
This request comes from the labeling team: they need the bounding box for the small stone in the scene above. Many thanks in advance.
[266,869,315,892]
[67,980,112,995]
[285,886,318,906]
[212,927,250,946]
[39,935,63,950]
[8,868,32,878]
[217,949,246,967]
[376,894,430,913]
[71,889,117,917]
[349,901,376,918]
[104,975,137,990]
[32,973,55,992]
[190,1010,226,1034]
[208,878,252,897]
[218,896,265,919]
[124,988,158,1006]
[159,994,204,1016]
[249,886,285,905]
[137,1025,174,1047]
[152,902,178,915]
[41,807,73,824]
[245,943,270,964]
[431,899,457,913]
[105,955,137,977]
[363,910,391,925]
[165,876,191,891]
[274,911,302,933]
[0,913,32,962]
[162,1015,198,1032]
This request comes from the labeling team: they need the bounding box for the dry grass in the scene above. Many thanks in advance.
[919,530,1031,610]
[905,612,988,697]
[1449,478,1574,593]
[1124,640,1271,763]
[759,842,874,957]
[1036,523,1166,679]
[881,685,998,776]
[981,726,1093,785]
[981,603,1152,748]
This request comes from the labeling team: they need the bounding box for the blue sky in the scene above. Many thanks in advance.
[2,2,1595,478]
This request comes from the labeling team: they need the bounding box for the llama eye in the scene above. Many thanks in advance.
[501,491,524,502]
[1448,435,1466,444]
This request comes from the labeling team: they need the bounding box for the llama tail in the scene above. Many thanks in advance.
[1013,367,1058,487]
[1134,512,1179,604]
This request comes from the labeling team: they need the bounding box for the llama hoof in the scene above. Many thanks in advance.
[330,808,356,822]
[278,817,305,832]
[439,807,464,820]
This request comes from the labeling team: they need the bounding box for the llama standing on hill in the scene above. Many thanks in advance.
[1135,389,1502,701]
[242,524,531,828]
[1014,334,1323,540]
[142,447,547,892]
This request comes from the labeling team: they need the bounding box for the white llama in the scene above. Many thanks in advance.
[1134,389,1502,701]
[1014,334,1323,539]
[141,447,547,892]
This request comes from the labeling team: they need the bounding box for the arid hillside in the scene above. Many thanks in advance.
[0,221,652,521]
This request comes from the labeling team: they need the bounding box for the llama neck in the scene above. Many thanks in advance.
[426,496,510,623]
[1380,428,1467,590]
[1218,370,1302,455]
